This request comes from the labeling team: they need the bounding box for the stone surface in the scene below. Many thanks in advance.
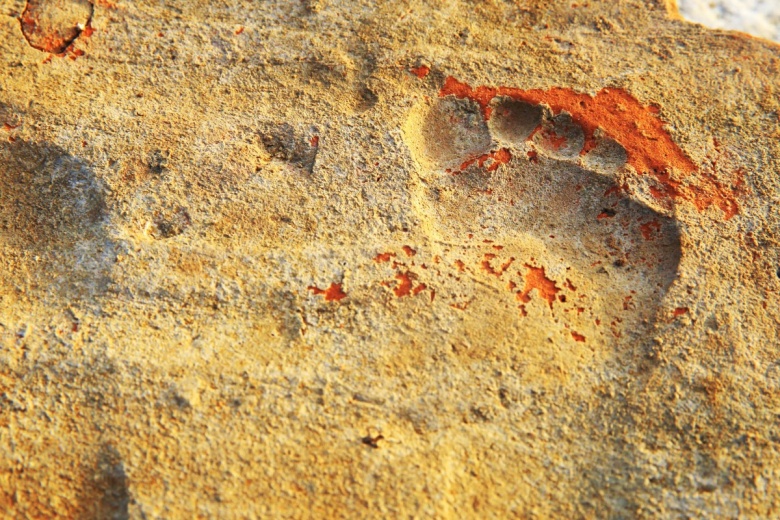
[0,0,779,517]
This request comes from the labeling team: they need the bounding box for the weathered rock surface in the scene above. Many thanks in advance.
[1,0,779,517]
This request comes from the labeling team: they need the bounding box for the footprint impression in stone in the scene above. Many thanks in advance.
[401,77,722,346]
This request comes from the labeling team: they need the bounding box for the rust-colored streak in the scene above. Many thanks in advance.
[412,283,428,296]
[571,331,586,342]
[516,264,561,309]
[539,129,567,151]
[686,170,745,220]
[439,76,743,220]
[2,123,18,131]
[673,307,689,317]
[458,148,512,173]
[373,252,396,263]
[308,283,347,302]
[480,254,514,277]
[402,245,417,257]
[639,219,661,240]
[81,22,94,38]
[394,273,413,297]
[410,65,430,79]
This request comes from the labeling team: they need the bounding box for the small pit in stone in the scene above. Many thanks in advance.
[415,97,492,172]
[532,112,585,159]
[581,133,628,174]
[488,97,542,145]
[20,0,93,54]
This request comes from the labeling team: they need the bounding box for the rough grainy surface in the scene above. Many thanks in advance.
[0,0,779,517]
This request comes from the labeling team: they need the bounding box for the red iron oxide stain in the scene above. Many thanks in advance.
[373,252,396,263]
[394,272,414,297]
[538,129,567,151]
[454,259,466,272]
[412,283,428,296]
[81,22,94,38]
[310,135,320,147]
[458,148,512,173]
[402,245,417,257]
[440,77,743,220]
[673,307,689,317]
[565,279,577,291]
[480,254,515,277]
[21,0,93,54]
[516,264,561,309]
[639,219,661,240]
[571,331,586,342]
[410,65,430,79]
[2,123,19,131]
[527,150,539,163]
[597,210,615,220]
[308,283,347,302]
[235,26,245,35]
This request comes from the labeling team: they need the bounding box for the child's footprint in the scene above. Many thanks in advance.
[401,77,702,347]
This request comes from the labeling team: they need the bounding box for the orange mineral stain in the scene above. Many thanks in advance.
[439,77,742,220]
[308,283,347,302]
[571,331,586,342]
[673,307,689,317]
[639,219,661,240]
[458,148,512,173]
[539,129,567,151]
[480,254,515,277]
[410,65,430,79]
[81,22,95,38]
[374,252,396,263]
[516,264,561,309]
[394,272,414,297]
[412,283,428,296]
[402,245,417,257]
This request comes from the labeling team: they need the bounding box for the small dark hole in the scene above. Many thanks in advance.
[601,208,616,217]
[362,435,384,449]
[776,266,780,279]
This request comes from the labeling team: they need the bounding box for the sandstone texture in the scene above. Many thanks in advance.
[1,0,780,517]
